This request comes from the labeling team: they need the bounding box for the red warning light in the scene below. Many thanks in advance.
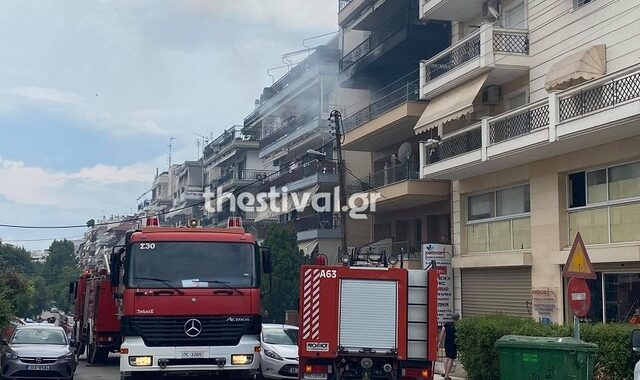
[314,254,328,266]
[146,217,159,226]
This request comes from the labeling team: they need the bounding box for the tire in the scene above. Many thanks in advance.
[77,343,85,356]
[88,345,109,364]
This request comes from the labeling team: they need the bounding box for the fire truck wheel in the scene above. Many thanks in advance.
[77,343,85,356]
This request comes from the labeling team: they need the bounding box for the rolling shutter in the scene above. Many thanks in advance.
[339,280,397,352]
[461,267,531,317]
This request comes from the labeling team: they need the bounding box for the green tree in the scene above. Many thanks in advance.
[260,224,308,323]
[43,240,78,312]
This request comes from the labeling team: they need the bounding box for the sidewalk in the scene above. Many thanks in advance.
[434,358,467,379]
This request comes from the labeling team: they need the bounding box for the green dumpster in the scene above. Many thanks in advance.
[496,335,598,380]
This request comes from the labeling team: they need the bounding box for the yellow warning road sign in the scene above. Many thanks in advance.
[563,232,596,279]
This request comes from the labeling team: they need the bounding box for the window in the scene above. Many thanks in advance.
[503,1,527,29]
[568,160,640,244]
[568,272,640,323]
[466,185,531,252]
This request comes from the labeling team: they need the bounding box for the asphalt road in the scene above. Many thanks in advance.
[75,354,120,380]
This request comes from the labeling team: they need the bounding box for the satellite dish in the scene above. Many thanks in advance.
[397,142,412,163]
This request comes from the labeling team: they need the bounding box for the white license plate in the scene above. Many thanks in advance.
[303,374,327,380]
[27,365,51,370]
[180,351,206,359]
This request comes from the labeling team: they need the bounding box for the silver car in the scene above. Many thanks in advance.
[0,324,77,380]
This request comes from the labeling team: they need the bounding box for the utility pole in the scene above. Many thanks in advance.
[330,110,349,260]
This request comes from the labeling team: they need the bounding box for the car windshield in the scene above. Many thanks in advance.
[11,328,67,345]
[127,241,256,288]
[263,327,298,345]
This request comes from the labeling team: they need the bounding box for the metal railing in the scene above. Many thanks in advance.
[293,213,341,232]
[212,169,276,188]
[426,126,482,164]
[352,241,423,263]
[423,27,529,82]
[340,8,409,71]
[559,72,640,121]
[259,107,321,149]
[346,162,420,194]
[343,80,421,133]
[204,126,256,158]
[424,31,481,82]
[489,102,550,144]
[493,29,529,54]
[261,160,337,189]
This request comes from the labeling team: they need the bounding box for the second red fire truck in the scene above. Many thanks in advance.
[298,258,438,380]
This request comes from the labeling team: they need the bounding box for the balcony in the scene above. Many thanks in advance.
[343,80,427,150]
[244,47,339,128]
[258,108,325,159]
[420,65,640,180]
[203,126,259,164]
[340,9,450,89]
[260,160,338,192]
[420,0,483,21]
[346,162,449,211]
[292,213,342,241]
[211,169,276,191]
[339,0,409,31]
[420,23,529,99]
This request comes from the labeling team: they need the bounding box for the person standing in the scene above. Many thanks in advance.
[438,313,460,380]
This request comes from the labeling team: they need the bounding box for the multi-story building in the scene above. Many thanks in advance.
[417,0,640,323]
[166,161,204,226]
[138,170,174,223]
[244,42,359,262]
[337,0,452,261]
[202,125,276,227]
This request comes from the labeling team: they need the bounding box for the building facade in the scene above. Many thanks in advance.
[417,0,640,323]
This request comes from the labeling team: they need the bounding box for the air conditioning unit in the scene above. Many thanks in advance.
[482,0,500,21]
[482,85,502,105]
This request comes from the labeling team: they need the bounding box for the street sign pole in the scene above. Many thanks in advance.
[574,315,580,340]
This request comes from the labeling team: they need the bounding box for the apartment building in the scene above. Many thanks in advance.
[243,42,363,262]
[202,125,276,228]
[337,0,452,260]
[166,161,204,226]
[138,170,174,223]
[417,0,640,323]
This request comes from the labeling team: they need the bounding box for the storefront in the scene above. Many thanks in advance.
[565,264,640,323]
[461,267,532,317]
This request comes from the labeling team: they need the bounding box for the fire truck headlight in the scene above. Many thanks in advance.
[361,357,373,369]
[129,356,153,366]
[231,354,253,365]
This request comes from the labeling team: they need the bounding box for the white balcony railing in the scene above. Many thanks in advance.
[420,65,640,177]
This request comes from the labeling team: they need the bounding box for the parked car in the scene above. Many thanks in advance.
[260,324,299,379]
[0,324,77,380]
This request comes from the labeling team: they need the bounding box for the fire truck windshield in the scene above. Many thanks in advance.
[126,241,257,289]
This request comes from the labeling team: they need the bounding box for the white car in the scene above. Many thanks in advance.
[260,324,299,379]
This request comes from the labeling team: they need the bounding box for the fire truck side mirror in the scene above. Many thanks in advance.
[261,247,272,274]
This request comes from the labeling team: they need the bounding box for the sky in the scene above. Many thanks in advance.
[0,0,337,250]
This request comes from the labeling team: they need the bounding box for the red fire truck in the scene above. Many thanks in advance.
[298,262,438,380]
[69,269,121,364]
[109,219,271,379]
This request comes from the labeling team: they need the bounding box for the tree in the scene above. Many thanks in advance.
[260,224,308,323]
[43,240,78,312]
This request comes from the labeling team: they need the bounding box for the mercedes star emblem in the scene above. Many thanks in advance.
[35,357,43,364]
[184,319,203,337]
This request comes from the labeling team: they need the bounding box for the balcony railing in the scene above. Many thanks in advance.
[489,101,550,144]
[343,80,421,133]
[559,71,640,121]
[259,107,321,149]
[292,213,341,232]
[352,241,423,262]
[204,125,257,157]
[340,8,409,71]
[427,126,482,164]
[423,26,528,82]
[346,162,420,195]
[261,160,337,189]
[212,169,277,188]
